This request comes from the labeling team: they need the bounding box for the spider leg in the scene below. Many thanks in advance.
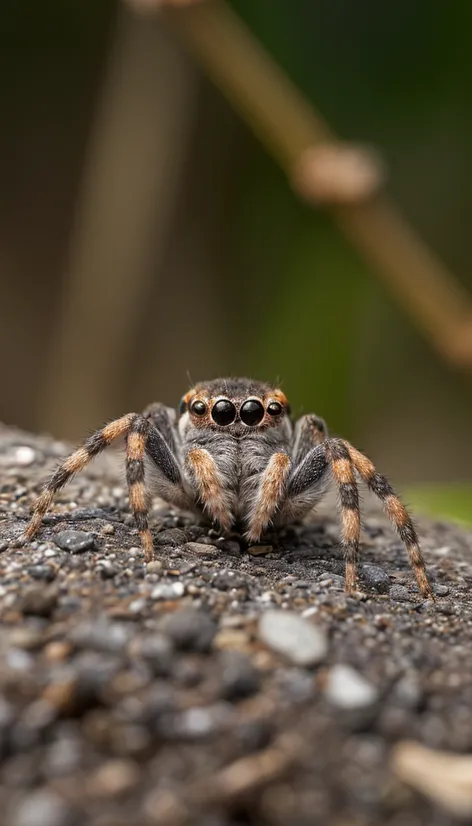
[245,452,292,543]
[22,413,136,543]
[292,413,328,464]
[283,439,361,592]
[186,448,234,532]
[125,414,193,561]
[344,442,433,599]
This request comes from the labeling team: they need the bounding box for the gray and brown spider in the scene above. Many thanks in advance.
[22,377,433,597]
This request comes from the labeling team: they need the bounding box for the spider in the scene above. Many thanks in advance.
[21,377,433,598]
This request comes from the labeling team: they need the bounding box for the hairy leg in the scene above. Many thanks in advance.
[22,409,192,562]
[345,442,433,598]
[245,452,292,543]
[283,439,361,593]
[186,448,234,531]
[292,413,328,465]
[22,413,136,543]
[281,430,433,597]
[143,402,179,456]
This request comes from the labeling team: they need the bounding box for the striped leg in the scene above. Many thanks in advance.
[186,448,234,532]
[125,416,154,562]
[282,439,361,593]
[345,442,433,599]
[21,413,136,544]
[292,413,328,465]
[245,452,292,543]
[324,440,361,594]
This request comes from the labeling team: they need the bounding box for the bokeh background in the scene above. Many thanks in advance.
[2,0,472,519]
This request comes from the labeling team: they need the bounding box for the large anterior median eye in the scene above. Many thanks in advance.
[240,399,264,426]
[211,399,236,426]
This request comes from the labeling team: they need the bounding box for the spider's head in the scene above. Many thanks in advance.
[178,377,291,437]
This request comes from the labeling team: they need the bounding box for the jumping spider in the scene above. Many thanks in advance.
[22,377,433,597]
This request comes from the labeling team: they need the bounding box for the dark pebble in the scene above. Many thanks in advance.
[54,530,95,553]
[130,634,173,677]
[155,528,188,547]
[389,585,411,602]
[27,564,56,582]
[219,651,260,700]
[19,586,58,618]
[160,608,217,653]
[97,560,118,579]
[361,564,391,594]
[71,617,131,653]
[215,538,242,557]
[212,569,248,591]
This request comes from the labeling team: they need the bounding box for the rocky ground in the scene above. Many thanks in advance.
[0,422,472,826]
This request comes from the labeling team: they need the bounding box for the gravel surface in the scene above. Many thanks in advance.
[1,422,472,826]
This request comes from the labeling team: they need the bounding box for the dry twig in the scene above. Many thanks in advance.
[126,0,472,372]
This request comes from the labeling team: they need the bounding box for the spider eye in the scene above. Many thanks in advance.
[191,400,207,416]
[179,399,187,415]
[240,399,264,426]
[212,399,236,426]
[267,401,283,417]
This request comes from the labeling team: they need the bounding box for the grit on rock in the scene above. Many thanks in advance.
[0,422,472,826]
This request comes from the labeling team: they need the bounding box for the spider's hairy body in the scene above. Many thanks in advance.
[21,377,434,599]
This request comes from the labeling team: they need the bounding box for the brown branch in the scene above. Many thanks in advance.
[124,0,472,372]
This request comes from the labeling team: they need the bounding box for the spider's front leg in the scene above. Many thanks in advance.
[244,452,292,543]
[21,408,192,564]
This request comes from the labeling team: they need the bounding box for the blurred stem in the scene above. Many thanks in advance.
[159,0,472,374]
[40,8,197,438]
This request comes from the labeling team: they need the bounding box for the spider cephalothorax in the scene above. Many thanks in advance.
[21,377,433,598]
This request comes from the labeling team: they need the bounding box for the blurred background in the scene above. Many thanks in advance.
[2,0,472,519]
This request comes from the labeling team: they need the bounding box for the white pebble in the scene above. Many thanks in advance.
[325,664,378,709]
[150,582,185,600]
[258,609,328,667]
[14,446,36,466]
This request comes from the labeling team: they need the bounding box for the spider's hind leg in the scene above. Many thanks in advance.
[21,413,136,543]
[282,439,362,593]
[345,442,433,599]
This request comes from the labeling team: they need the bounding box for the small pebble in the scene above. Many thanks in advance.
[161,607,216,652]
[258,610,328,667]
[27,564,56,582]
[10,628,44,651]
[176,703,233,739]
[13,446,37,467]
[185,541,219,557]
[361,564,391,594]
[248,545,273,556]
[101,523,115,535]
[325,664,378,709]
[88,759,140,797]
[155,529,188,547]
[54,530,95,554]
[11,789,72,826]
[146,560,163,573]
[97,560,118,579]
[389,585,411,602]
[219,651,260,700]
[19,586,58,618]
[43,641,73,662]
[213,570,248,591]
[150,582,185,600]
